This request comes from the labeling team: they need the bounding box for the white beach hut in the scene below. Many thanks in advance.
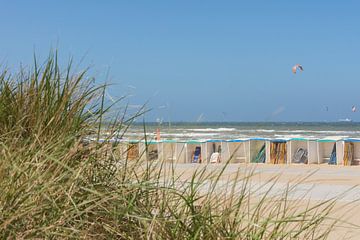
[160,139,188,164]
[139,140,161,161]
[160,140,177,163]
[316,138,341,165]
[175,141,187,163]
[185,140,206,164]
[225,139,248,163]
[288,138,317,164]
[206,140,227,163]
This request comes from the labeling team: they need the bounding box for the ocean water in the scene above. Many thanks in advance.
[122,122,360,141]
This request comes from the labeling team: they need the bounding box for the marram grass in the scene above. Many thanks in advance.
[0,53,348,239]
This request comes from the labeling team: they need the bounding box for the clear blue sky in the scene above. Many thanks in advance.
[1,1,360,122]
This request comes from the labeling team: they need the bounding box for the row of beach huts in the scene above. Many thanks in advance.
[94,137,360,166]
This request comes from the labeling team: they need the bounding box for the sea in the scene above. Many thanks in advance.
[122,122,360,141]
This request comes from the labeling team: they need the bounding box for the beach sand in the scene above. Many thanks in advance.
[159,163,360,239]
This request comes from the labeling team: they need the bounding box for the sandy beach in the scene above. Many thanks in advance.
[162,163,360,239]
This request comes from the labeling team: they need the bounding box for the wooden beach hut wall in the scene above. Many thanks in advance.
[288,138,317,164]
[225,139,248,163]
[316,138,339,165]
[139,140,161,161]
[267,139,288,164]
[126,140,141,161]
[185,140,206,163]
[249,138,267,163]
[176,141,187,163]
[307,140,318,164]
[206,140,227,163]
[160,140,178,163]
[336,140,344,165]
[343,139,360,166]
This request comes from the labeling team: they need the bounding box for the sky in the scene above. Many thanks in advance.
[1,0,360,122]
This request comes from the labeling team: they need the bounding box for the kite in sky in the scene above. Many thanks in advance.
[292,64,303,74]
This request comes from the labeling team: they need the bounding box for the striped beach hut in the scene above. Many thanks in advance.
[343,138,360,166]
[267,139,288,164]
[125,140,141,161]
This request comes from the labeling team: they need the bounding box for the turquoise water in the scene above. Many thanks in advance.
[123,122,360,140]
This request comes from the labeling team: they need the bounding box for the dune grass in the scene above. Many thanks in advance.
[0,54,343,239]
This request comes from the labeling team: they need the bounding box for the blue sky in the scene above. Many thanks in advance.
[1,1,360,122]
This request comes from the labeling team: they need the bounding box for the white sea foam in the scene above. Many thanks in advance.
[188,128,237,132]
[124,132,219,138]
[125,133,155,136]
[274,130,360,134]
[120,123,360,141]
[255,129,276,133]
[161,133,218,137]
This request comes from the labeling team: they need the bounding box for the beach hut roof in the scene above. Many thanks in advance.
[290,137,316,141]
[249,137,268,141]
[226,138,249,142]
[270,138,288,143]
[344,138,360,142]
[206,139,224,143]
[139,139,160,144]
[316,136,343,142]
[161,139,178,143]
[186,140,206,144]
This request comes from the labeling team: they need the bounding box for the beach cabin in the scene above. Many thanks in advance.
[160,140,177,163]
[185,140,206,163]
[225,139,248,163]
[267,139,288,164]
[126,140,141,161]
[316,138,340,165]
[288,138,317,164]
[148,141,161,161]
[141,140,162,161]
[249,138,267,163]
[160,140,187,163]
[343,139,360,166]
[175,141,187,163]
[206,140,227,163]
